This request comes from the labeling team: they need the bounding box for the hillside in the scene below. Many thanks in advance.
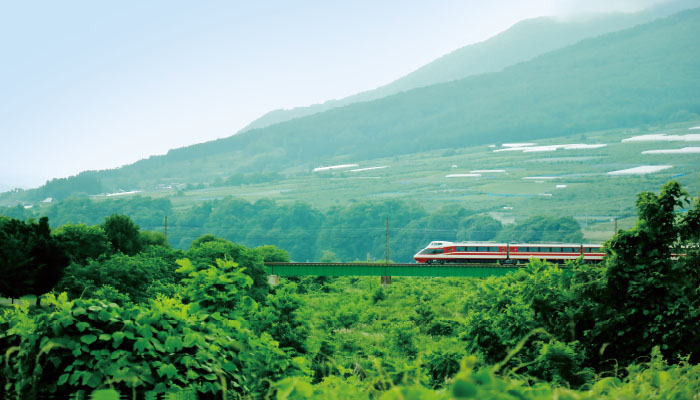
[240,1,697,132]
[165,8,700,170]
[4,7,700,203]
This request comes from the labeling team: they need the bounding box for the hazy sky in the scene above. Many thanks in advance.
[0,0,674,190]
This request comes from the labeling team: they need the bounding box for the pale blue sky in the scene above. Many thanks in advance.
[0,0,669,190]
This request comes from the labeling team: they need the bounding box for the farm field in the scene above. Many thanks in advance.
[76,120,700,241]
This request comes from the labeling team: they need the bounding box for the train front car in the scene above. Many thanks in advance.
[414,241,509,264]
[414,241,451,264]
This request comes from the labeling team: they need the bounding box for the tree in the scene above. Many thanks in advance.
[56,251,179,303]
[53,223,111,264]
[457,214,502,241]
[139,230,169,248]
[320,250,340,263]
[256,244,291,262]
[101,214,142,255]
[0,217,69,303]
[590,181,700,366]
[496,215,583,243]
[187,236,269,303]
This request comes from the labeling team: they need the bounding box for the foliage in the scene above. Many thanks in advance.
[496,215,583,243]
[53,223,111,264]
[319,250,340,263]
[37,172,103,201]
[101,214,142,255]
[0,292,293,399]
[2,182,700,398]
[185,236,269,303]
[589,180,700,366]
[225,171,282,186]
[175,258,256,320]
[457,214,502,241]
[255,281,309,355]
[256,244,291,262]
[139,230,169,248]
[56,249,180,304]
[0,216,69,301]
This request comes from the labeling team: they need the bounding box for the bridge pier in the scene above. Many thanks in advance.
[381,276,391,286]
[268,275,280,286]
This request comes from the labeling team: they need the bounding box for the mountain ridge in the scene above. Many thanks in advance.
[4,6,700,200]
[240,1,698,133]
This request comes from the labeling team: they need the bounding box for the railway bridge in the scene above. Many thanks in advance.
[264,262,521,285]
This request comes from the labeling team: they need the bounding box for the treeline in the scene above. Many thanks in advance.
[2,196,584,262]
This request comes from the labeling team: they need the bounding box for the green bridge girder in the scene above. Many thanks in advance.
[264,262,521,278]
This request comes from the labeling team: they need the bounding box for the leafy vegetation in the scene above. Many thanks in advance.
[1,181,698,398]
[0,216,68,303]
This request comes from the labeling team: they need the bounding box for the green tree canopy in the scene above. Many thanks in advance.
[139,230,169,248]
[187,235,269,303]
[496,215,584,243]
[101,214,142,255]
[53,223,111,264]
[0,217,69,302]
[256,244,291,262]
[592,181,700,366]
[457,214,503,241]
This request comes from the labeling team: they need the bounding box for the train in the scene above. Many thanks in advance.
[413,241,605,264]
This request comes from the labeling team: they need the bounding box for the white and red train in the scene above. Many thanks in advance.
[413,241,605,264]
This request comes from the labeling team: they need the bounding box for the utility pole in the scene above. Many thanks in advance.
[382,217,391,286]
[164,216,168,241]
[385,217,389,264]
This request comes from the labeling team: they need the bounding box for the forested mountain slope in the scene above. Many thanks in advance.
[240,1,698,132]
[165,8,700,168]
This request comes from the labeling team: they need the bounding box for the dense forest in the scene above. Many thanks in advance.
[1,195,584,263]
[1,181,699,398]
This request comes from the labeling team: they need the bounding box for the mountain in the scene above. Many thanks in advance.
[163,8,700,167]
[5,6,700,201]
[240,1,700,132]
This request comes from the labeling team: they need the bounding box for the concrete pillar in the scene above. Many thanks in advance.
[268,275,280,286]
[381,276,391,286]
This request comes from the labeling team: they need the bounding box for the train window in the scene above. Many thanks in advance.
[467,246,477,252]
[489,247,498,252]
[455,246,465,251]
[420,248,444,254]
[539,247,549,252]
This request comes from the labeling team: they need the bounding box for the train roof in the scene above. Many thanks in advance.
[425,241,602,248]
